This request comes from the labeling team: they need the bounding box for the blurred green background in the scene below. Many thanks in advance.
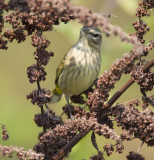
[0,0,154,159]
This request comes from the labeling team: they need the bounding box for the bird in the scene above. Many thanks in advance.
[50,26,102,119]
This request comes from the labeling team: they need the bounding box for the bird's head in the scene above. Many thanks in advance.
[80,26,102,49]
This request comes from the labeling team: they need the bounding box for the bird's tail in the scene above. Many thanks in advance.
[49,85,63,103]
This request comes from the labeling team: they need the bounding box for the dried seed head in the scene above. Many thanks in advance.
[127,151,145,160]
[103,144,114,156]
[27,64,47,83]
[27,89,51,106]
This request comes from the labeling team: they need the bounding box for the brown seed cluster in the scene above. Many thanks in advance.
[116,141,124,153]
[34,49,54,66]
[63,105,97,120]
[142,95,154,109]
[0,35,8,50]
[0,0,145,52]
[130,65,154,92]
[131,1,154,43]
[63,105,114,129]
[0,0,7,32]
[89,151,104,160]
[34,111,62,129]
[103,144,114,156]
[70,95,86,104]
[27,64,47,83]
[126,98,140,107]
[1,125,9,141]
[136,2,150,18]
[3,28,26,43]
[0,0,75,51]
[5,12,20,28]
[2,0,144,51]
[127,151,145,160]
[31,32,50,49]
[132,21,150,43]
[27,89,51,107]
[112,104,154,146]
[0,144,44,160]
[0,0,8,49]
[34,118,121,159]
[8,0,75,33]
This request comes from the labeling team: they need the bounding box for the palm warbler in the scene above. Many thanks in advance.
[50,27,102,118]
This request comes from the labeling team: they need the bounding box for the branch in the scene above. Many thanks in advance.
[106,59,154,108]
[51,131,89,160]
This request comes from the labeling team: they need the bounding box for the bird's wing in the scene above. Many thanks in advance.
[55,55,67,85]
[52,55,67,97]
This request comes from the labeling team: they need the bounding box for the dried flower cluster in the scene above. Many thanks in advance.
[131,0,154,44]
[89,151,104,160]
[34,111,62,129]
[1,124,9,141]
[142,95,154,108]
[0,0,153,160]
[0,144,44,160]
[103,144,114,156]
[27,64,47,83]
[112,104,154,146]
[130,65,154,92]
[27,89,51,107]
[127,151,145,160]
[34,118,122,160]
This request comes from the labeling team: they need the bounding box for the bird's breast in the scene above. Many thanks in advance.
[59,47,101,96]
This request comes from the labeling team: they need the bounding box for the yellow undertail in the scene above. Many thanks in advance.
[50,85,63,103]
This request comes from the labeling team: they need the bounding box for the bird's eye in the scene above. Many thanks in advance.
[93,34,99,38]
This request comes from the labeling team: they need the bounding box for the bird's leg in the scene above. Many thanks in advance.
[65,95,74,120]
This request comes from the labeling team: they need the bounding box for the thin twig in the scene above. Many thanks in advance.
[60,111,65,118]
[45,103,51,113]
[40,105,46,133]
[36,56,46,132]
[37,80,41,91]
[137,141,144,153]
[140,88,154,106]
[37,83,46,133]
[130,137,136,141]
